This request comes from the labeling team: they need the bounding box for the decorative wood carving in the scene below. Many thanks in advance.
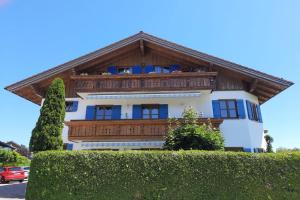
[71,72,217,93]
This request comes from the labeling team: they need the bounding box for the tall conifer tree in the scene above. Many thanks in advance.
[29,78,65,152]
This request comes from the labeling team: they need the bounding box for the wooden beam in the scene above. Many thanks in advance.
[140,39,144,56]
[257,84,280,94]
[209,63,213,72]
[249,79,258,92]
[31,84,44,98]
[255,89,274,98]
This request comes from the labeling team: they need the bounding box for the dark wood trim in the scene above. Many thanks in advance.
[140,39,144,56]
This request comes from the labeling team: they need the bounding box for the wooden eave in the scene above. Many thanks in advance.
[5,31,293,105]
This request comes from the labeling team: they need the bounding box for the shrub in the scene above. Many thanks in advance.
[265,134,274,153]
[0,150,30,166]
[26,151,300,200]
[29,78,65,152]
[164,107,224,150]
[277,147,300,153]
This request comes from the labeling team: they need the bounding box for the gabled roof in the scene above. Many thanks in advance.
[5,31,293,104]
[0,141,16,150]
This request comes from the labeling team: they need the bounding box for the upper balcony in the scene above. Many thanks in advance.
[70,71,217,94]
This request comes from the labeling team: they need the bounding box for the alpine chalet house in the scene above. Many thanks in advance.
[5,32,293,152]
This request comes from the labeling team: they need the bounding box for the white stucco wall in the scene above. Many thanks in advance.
[61,90,265,151]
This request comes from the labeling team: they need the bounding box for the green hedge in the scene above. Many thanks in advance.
[26,151,300,200]
[0,149,30,167]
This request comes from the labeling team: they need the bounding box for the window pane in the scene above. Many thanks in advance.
[219,101,227,109]
[162,67,170,73]
[152,108,159,115]
[96,115,103,120]
[152,114,159,119]
[143,114,150,119]
[220,110,228,118]
[96,108,104,116]
[105,108,112,116]
[65,102,73,112]
[104,115,112,120]
[143,108,150,115]
[229,109,237,118]
[228,101,236,109]
[9,167,22,171]
[155,66,162,73]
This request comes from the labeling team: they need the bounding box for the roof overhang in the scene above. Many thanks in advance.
[5,31,294,105]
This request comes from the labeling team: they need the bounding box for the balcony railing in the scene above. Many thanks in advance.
[66,118,223,141]
[70,72,217,94]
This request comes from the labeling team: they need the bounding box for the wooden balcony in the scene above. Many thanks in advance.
[70,72,217,94]
[66,118,223,141]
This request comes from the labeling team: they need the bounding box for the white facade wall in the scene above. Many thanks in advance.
[60,90,265,151]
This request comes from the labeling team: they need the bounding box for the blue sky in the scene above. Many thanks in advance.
[0,0,299,149]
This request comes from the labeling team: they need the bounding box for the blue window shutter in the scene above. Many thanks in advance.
[212,100,221,118]
[236,100,246,119]
[72,101,78,112]
[144,65,154,73]
[256,104,263,123]
[85,106,95,120]
[108,66,117,74]
[246,100,253,120]
[159,104,168,119]
[170,64,180,72]
[243,147,252,153]
[132,65,142,74]
[112,105,121,120]
[132,105,142,119]
[66,143,73,150]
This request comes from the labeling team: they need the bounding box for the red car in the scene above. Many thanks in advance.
[0,166,25,183]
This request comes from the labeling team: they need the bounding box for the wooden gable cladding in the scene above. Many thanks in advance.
[78,48,209,75]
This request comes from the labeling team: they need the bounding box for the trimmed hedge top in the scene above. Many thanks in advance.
[26,151,300,200]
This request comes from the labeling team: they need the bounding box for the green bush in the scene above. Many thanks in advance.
[26,151,300,200]
[164,107,224,150]
[0,150,30,166]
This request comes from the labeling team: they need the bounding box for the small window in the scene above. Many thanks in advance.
[95,106,112,120]
[249,102,259,121]
[219,100,238,119]
[0,167,4,172]
[66,101,78,112]
[154,66,170,73]
[142,105,159,119]
[118,67,132,74]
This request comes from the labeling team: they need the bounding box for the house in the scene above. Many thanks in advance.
[5,32,293,152]
[0,141,15,151]
[6,141,31,158]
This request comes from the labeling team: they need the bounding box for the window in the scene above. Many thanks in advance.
[9,167,22,171]
[65,101,78,112]
[66,101,74,112]
[247,101,260,121]
[219,100,238,119]
[118,67,132,74]
[95,106,112,120]
[154,66,170,73]
[142,105,159,119]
